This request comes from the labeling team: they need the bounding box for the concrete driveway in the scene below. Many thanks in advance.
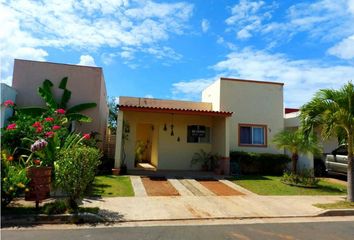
[82,176,345,222]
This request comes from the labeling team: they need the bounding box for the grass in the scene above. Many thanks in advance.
[314,201,354,209]
[231,175,346,195]
[86,175,134,197]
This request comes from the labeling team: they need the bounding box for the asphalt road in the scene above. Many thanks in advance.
[2,221,354,240]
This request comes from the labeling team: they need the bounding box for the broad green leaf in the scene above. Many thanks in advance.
[66,103,97,114]
[17,107,47,116]
[38,79,58,109]
[58,77,68,89]
[66,113,92,122]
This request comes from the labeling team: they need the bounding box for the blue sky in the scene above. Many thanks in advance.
[1,0,354,107]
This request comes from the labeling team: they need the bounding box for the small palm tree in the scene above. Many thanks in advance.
[300,81,354,202]
[273,129,320,174]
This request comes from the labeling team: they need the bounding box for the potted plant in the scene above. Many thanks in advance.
[191,149,221,171]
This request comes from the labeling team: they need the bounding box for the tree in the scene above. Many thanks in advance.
[19,77,96,123]
[107,97,118,134]
[300,82,354,202]
[273,129,320,174]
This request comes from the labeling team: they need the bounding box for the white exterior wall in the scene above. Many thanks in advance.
[1,84,17,128]
[202,80,221,111]
[217,79,284,153]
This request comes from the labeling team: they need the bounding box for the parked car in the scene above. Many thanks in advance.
[325,145,349,176]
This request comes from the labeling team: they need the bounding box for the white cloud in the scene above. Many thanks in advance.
[201,19,209,33]
[225,0,273,40]
[144,94,154,98]
[78,55,96,66]
[327,35,354,59]
[213,48,354,107]
[172,77,217,100]
[225,0,354,55]
[172,47,354,106]
[0,0,193,84]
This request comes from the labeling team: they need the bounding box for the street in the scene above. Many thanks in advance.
[2,218,354,240]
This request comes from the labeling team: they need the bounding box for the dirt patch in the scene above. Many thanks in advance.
[198,180,244,196]
[141,177,180,196]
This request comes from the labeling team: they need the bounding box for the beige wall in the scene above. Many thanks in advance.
[203,78,284,154]
[120,96,212,110]
[117,111,230,170]
[12,59,108,145]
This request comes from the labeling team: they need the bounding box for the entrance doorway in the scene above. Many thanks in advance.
[135,123,155,169]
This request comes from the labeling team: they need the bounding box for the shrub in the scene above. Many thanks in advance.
[54,146,102,208]
[42,199,68,215]
[1,152,30,206]
[230,151,291,175]
[281,169,319,188]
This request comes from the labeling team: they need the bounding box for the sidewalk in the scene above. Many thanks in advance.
[83,195,345,221]
[82,176,346,222]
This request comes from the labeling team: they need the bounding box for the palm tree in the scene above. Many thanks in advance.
[19,77,96,122]
[273,129,320,174]
[300,82,354,202]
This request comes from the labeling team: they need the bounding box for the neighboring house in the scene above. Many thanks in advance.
[11,59,109,147]
[115,77,291,173]
[1,83,17,129]
[285,109,338,169]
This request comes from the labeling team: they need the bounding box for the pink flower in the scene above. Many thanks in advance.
[32,121,41,128]
[52,125,61,130]
[36,126,43,133]
[55,109,66,114]
[83,133,90,140]
[45,117,54,122]
[4,100,14,107]
[45,131,54,138]
[6,123,16,130]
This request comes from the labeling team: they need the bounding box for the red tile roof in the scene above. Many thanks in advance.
[285,108,299,114]
[118,105,233,117]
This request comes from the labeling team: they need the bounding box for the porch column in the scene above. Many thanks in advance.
[114,110,124,168]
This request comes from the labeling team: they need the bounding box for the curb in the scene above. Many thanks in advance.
[317,209,354,217]
[2,209,354,227]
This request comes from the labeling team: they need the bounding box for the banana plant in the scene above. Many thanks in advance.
[18,77,96,123]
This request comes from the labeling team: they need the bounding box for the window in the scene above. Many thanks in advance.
[187,125,211,143]
[239,124,266,146]
[334,145,348,155]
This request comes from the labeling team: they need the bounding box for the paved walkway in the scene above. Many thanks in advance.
[82,176,346,222]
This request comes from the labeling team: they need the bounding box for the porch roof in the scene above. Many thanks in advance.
[118,105,233,117]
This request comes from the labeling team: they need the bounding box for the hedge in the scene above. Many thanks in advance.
[230,151,291,175]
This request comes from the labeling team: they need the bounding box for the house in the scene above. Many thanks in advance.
[1,83,17,128]
[11,59,109,148]
[115,77,291,173]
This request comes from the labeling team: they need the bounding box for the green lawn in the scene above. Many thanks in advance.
[87,175,134,197]
[231,175,346,195]
[314,201,354,209]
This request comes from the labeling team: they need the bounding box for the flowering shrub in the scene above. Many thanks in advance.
[1,151,29,206]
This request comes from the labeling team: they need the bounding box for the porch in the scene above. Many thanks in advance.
[114,97,232,175]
